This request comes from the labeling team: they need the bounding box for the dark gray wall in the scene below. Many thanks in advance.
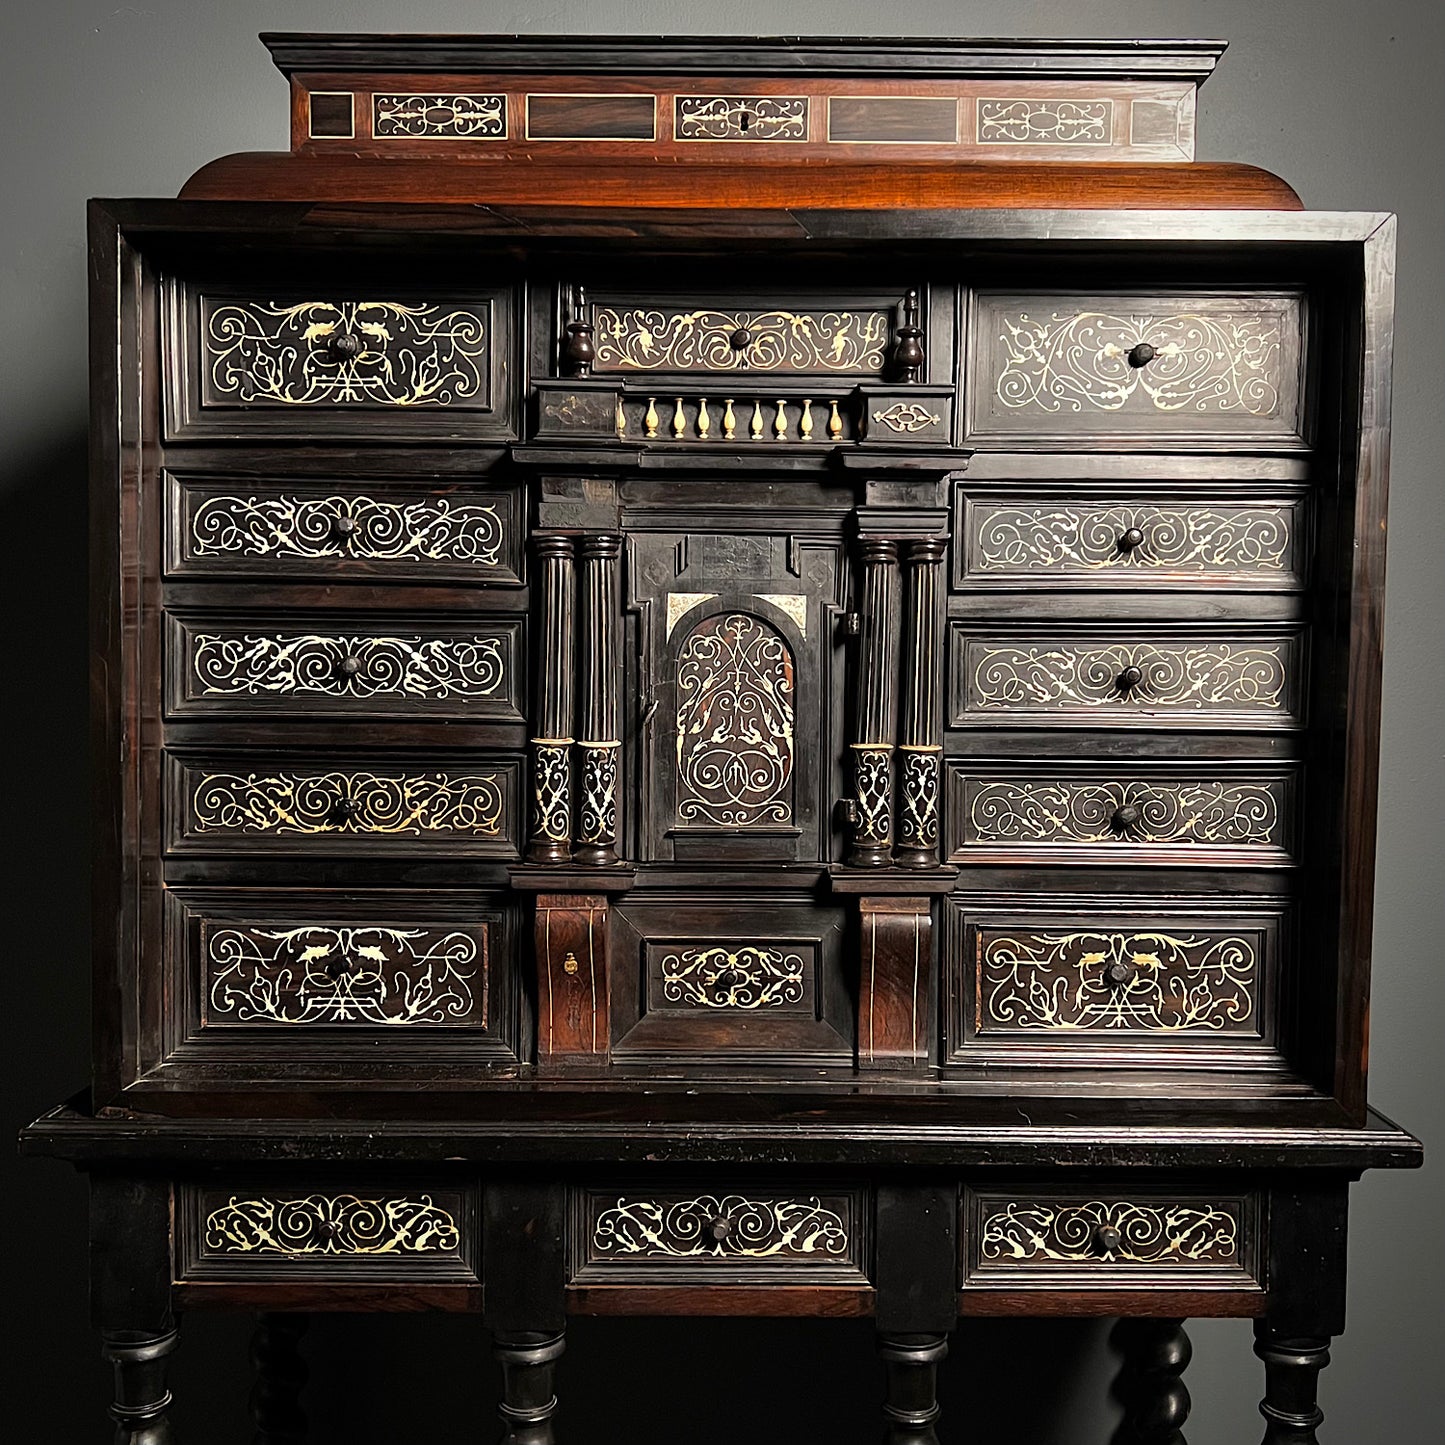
[3,3,1439,1440]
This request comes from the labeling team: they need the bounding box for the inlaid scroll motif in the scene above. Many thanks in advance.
[206,925,481,1026]
[852,746,893,844]
[593,1195,849,1259]
[970,503,1293,577]
[872,402,942,434]
[965,778,1286,849]
[578,744,618,845]
[531,745,572,844]
[978,1199,1240,1265]
[189,493,504,567]
[191,633,506,700]
[659,946,807,1010]
[899,749,940,849]
[204,1195,461,1255]
[593,307,889,372]
[979,929,1258,1032]
[676,95,808,141]
[192,770,506,837]
[966,640,1293,716]
[977,98,1112,144]
[675,613,795,827]
[995,310,1285,417]
[372,93,506,139]
[203,299,489,407]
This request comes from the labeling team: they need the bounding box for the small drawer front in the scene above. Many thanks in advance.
[946,897,1287,1062]
[177,1182,479,1284]
[963,1188,1261,1289]
[949,624,1305,729]
[166,280,517,439]
[945,763,1296,864]
[166,614,524,720]
[954,486,1309,591]
[166,754,522,857]
[571,1186,870,1284]
[967,290,1306,444]
[589,296,895,376]
[167,475,524,584]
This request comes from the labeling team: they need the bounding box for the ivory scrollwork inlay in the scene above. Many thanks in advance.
[872,402,941,434]
[979,929,1258,1033]
[978,1199,1240,1265]
[191,632,506,700]
[593,1195,849,1259]
[899,749,940,849]
[977,98,1112,145]
[676,95,808,141]
[994,309,1286,417]
[372,92,506,139]
[204,1195,461,1255]
[593,307,889,373]
[970,502,1294,577]
[659,946,807,1010]
[202,299,490,407]
[531,745,572,844]
[205,925,481,1027]
[191,770,506,837]
[578,744,618,846]
[853,747,893,844]
[676,613,795,828]
[967,640,1292,716]
[188,492,505,568]
[965,777,1286,849]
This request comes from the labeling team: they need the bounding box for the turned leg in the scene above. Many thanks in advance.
[1112,1318,1192,1444]
[494,1330,565,1445]
[250,1314,309,1444]
[878,1333,948,1445]
[102,1328,179,1445]
[1255,1326,1331,1444]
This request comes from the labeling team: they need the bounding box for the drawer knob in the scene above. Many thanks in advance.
[1093,1223,1123,1256]
[336,655,363,679]
[706,1214,733,1243]
[729,327,754,352]
[325,331,363,360]
[332,795,360,822]
[1127,342,1157,368]
[1117,665,1144,692]
[1117,526,1146,552]
[330,513,358,541]
[1111,803,1142,833]
[1102,959,1138,989]
[315,1218,341,1242]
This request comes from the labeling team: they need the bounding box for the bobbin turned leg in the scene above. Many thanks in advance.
[1113,1318,1192,1444]
[878,1333,948,1445]
[494,1332,566,1445]
[250,1314,309,1445]
[1255,1329,1330,1445]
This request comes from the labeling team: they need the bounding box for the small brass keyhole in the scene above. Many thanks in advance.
[562,951,580,975]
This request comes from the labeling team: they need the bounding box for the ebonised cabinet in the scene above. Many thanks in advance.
[20,33,1422,1444]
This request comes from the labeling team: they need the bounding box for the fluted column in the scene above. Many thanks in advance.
[849,538,901,867]
[528,535,576,864]
[895,537,946,868]
[575,533,622,866]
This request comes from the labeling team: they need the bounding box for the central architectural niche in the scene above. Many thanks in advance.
[674,611,795,828]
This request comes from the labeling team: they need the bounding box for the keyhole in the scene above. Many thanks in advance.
[738,110,752,133]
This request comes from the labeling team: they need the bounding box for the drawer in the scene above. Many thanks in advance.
[164,278,518,440]
[608,899,853,1064]
[165,753,522,857]
[162,887,520,1064]
[953,483,1310,592]
[962,1187,1261,1290]
[176,1180,480,1285]
[966,290,1306,445]
[944,895,1288,1064]
[945,762,1296,864]
[570,1184,870,1285]
[165,613,525,720]
[166,474,524,584]
[948,623,1306,729]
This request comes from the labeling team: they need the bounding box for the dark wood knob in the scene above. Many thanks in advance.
[326,331,362,359]
[1118,526,1145,552]
[336,655,363,679]
[330,513,358,540]
[729,327,753,351]
[332,795,360,821]
[706,1214,733,1243]
[1103,960,1137,988]
[1117,665,1144,692]
[315,1218,340,1241]
[1094,1223,1123,1255]
[1127,342,1157,368]
[1112,804,1142,832]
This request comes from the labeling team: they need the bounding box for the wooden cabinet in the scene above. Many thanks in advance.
[20,32,1421,1445]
